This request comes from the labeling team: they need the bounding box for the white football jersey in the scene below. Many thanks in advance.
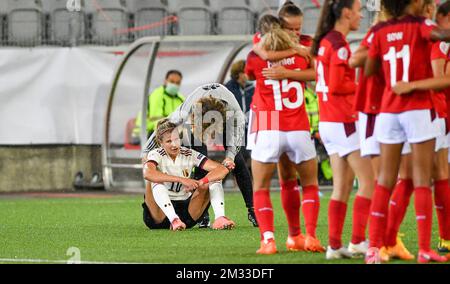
[146,146,208,200]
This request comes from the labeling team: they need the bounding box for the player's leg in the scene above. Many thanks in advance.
[318,122,357,259]
[233,150,258,227]
[366,143,403,263]
[189,141,211,228]
[384,153,415,260]
[187,184,211,226]
[432,122,450,253]
[403,109,447,263]
[252,160,277,254]
[325,153,355,259]
[277,154,305,251]
[346,150,374,257]
[286,130,323,252]
[144,182,185,231]
[411,139,446,262]
[366,112,405,263]
[207,182,236,230]
[294,157,325,253]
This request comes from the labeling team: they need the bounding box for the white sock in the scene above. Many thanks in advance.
[263,232,275,244]
[152,183,178,223]
[209,182,225,220]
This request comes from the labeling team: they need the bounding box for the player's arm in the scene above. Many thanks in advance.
[393,75,450,95]
[262,66,316,81]
[349,45,368,68]
[430,28,450,42]
[143,161,199,190]
[141,132,158,163]
[198,159,229,186]
[253,42,298,61]
[364,56,381,78]
[393,54,449,95]
[328,64,356,94]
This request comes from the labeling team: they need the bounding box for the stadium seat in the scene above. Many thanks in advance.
[302,1,322,36]
[84,0,130,45]
[210,0,255,35]
[132,0,171,38]
[168,0,213,35]
[6,0,44,46]
[249,0,279,16]
[42,0,85,45]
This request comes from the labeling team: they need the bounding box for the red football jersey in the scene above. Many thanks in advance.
[354,27,385,114]
[368,16,437,113]
[315,30,357,122]
[430,41,449,118]
[245,51,310,131]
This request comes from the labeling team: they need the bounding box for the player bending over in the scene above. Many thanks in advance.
[141,119,233,231]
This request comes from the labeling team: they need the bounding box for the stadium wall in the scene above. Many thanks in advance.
[0,145,101,192]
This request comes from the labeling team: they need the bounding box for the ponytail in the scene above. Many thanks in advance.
[311,0,355,56]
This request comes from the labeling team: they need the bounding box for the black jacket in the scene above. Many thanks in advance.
[224,79,254,114]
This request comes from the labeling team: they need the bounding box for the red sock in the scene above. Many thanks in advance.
[328,199,347,249]
[369,184,391,248]
[385,179,414,247]
[414,187,433,251]
[434,179,450,240]
[351,195,371,245]
[254,189,274,240]
[302,185,320,238]
[280,179,301,237]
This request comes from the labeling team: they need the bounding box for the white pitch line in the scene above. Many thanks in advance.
[0,258,148,264]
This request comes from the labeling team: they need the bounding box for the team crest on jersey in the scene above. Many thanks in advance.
[440,42,450,55]
[182,169,190,178]
[337,47,349,61]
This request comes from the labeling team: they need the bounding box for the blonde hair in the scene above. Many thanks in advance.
[191,95,227,133]
[261,26,297,51]
[373,3,392,24]
[155,118,177,145]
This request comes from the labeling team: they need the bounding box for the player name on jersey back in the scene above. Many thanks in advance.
[267,56,296,69]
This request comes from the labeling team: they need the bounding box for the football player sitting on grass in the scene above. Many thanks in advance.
[142,118,235,231]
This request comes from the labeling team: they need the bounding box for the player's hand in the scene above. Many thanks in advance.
[222,158,235,171]
[294,45,312,63]
[262,66,288,80]
[181,178,200,192]
[392,81,413,95]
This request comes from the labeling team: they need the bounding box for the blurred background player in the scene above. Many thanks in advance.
[364,0,450,264]
[142,119,232,231]
[133,70,184,142]
[141,83,256,228]
[246,24,324,255]
[312,0,375,260]
[224,60,255,162]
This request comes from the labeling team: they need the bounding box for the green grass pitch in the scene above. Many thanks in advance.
[0,191,442,264]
